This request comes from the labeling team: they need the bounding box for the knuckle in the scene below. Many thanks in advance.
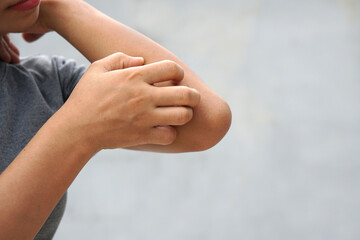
[91,59,102,68]
[113,52,126,64]
[114,52,129,64]
[114,52,126,58]
[127,68,143,81]
[181,88,200,106]
[131,112,147,125]
[163,60,181,74]
[129,94,149,110]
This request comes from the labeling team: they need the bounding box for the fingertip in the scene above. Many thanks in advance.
[129,56,145,67]
[191,87,201,104]
[134,56,144,62]
[163,60,184,80]
[154,126,177,145]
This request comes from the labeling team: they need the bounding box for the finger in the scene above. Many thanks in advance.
[146,126,177,145]
[152,106,194,126]
[2,35,20,63]
[4,35,19,55]
[130,60,184,85]
[8,40,20,58]
[96,52,144,72]
[153,80,178,87]
[22,33,45,42]
[8,46,20,64]
[0,38,11,63]
[153,86,200,107]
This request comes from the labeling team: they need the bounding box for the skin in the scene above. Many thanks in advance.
[0,0,232,239]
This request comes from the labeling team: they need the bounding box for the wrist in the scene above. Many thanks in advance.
[46,105,99,161]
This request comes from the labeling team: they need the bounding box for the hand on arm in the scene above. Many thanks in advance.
[0,0,231,238]
[0,52,200,239]
[27,0,231,152]
[62,54,200,150]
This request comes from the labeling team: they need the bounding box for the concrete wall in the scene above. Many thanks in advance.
[12,0,360,239]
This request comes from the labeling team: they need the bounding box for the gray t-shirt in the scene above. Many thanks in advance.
[0,55,86,239]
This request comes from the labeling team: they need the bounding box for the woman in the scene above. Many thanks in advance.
[0,0,231,239]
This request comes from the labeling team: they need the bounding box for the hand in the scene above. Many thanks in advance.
[58,53,200,151]
[0,34,20,64]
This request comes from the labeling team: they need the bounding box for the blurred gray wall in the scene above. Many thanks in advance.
[12,0,360,239]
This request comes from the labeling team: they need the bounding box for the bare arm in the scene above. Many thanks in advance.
[0,108,93,239]
[0,53,201,239]
[38,0,231,152]
[0,1,231,238]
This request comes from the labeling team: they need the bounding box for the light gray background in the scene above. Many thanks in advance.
[12,0,360,239]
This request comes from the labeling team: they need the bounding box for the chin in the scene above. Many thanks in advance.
[1,7,40,33]
[19,7,40,31]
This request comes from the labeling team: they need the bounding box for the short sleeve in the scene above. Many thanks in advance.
[52,56,87,101]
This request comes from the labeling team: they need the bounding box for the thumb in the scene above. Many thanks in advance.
[98,52,144,72]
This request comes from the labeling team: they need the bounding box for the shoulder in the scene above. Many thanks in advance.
[8,55,86,85]
[19,55,79,75]
[0,55,75,79]
[1,55,85,98]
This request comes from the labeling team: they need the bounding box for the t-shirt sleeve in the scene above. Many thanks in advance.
[52,56,87,101]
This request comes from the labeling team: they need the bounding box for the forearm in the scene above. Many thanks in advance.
[0,109,94,239]
[43,0,231,152]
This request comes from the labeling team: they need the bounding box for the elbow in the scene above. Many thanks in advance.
[191,99,232,152]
